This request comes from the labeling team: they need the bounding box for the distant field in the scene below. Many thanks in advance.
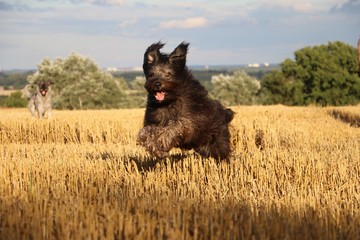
[0,106,359,239]
[0,89,18,96]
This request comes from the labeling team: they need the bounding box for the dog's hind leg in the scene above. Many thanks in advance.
[197,126,232,161]
[212,140,231,161]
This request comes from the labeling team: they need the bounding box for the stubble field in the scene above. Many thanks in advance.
[0,105,359,239]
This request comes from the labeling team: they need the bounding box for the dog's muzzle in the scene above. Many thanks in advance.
[151,81,166,102]
[154,91,166,101]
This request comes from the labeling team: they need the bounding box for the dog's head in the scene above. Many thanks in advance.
[37,80,51,97]
[143,41,189,104]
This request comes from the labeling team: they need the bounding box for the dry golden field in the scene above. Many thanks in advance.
[0,105,359,240]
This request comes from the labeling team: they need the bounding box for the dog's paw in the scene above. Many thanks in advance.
[136,125,174,159]
[142,141,169,159]
[156,131,173,153]
[136,125,155,145]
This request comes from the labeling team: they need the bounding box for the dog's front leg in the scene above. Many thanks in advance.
[137,119,193,159]
[137,125,156,147]
[137,125,169,158]
[37,105,45,119]
[156,118,193,153]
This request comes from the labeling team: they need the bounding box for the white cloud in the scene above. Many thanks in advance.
[105,0,125,5]
[118,19,137,29]
[159,17,208,29]
[254,0,348,12]
[76,0,125,6]
[96,0,125,5]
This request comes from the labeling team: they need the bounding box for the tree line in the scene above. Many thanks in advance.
[1,41,359,108]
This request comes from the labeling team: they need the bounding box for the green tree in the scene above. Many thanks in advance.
[258,65,305,106]
[260,41,360,106]
[127,76,147,108]
[27,53,127,109]
[210,71,260,106]
[292,42,359,105]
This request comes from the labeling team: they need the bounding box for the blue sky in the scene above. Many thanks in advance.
[0,0,359,70]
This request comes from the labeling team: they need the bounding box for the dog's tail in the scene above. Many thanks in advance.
[225,108,235,123]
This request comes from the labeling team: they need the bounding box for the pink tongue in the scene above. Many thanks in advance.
[42,90,46,95]
[155,92,165,101]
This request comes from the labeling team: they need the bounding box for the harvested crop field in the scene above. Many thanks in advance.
[1,105,359,239]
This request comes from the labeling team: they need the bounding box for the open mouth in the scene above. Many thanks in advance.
[154,91,166,101]
[41,90,47,96]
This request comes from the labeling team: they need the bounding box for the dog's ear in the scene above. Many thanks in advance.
[144,42,165,65]
[169,42,189,67]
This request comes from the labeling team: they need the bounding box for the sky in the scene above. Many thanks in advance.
[0,0,359,70]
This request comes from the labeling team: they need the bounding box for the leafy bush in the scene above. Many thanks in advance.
[210,71,260,106]
[1,91,27,108]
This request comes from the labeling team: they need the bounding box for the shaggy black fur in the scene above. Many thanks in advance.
[137,42,234,161]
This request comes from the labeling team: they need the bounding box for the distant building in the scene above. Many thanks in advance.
[131,66,143,71]
[106,67,119,72]
[248,63,260,68]
[248,63,270,68]
[106,66,143,72]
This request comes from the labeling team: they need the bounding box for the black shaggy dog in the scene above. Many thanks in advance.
[137,42,234,161]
